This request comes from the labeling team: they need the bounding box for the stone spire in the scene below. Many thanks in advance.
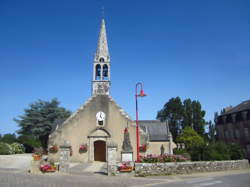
[95,19,110,62]
[92,19,111,96]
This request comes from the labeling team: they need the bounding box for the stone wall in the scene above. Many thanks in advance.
[135,160,249,177]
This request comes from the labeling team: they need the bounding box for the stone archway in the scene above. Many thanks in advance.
[94,140,106,162]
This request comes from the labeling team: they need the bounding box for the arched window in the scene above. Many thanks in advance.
[99,57,105,62]
[103,64,109,80]
[95,64,101,80]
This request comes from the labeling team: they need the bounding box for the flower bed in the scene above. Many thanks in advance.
[140,154,189,163]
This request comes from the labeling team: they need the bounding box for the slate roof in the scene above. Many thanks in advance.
[221,100,250,115]
[137,120,170,141]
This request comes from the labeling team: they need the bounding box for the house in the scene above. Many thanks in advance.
[216,100,250,160]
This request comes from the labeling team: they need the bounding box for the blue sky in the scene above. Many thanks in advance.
[0,0,249,134]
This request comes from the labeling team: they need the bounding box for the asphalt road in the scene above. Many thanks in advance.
[0,169,249,187]
[143,172,250,187]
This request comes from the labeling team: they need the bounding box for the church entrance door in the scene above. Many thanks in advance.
[94,140,106,162]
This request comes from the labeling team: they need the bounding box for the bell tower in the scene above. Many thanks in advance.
[92,19,111,95]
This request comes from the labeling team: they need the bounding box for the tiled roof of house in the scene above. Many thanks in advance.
[222,100,250,115]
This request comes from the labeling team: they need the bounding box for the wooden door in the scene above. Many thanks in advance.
[94,140,106,162]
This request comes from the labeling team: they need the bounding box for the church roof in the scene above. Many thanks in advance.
[138,120,170,142]
[49,95,132,136]
[220,100,250,115]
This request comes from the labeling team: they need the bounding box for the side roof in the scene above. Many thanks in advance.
[137,120,170,141]
[221,100,250,116]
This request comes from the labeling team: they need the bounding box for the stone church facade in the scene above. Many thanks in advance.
[48,19,175,163]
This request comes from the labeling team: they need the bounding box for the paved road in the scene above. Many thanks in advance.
[142,171,250,187]
[0,169,249,187]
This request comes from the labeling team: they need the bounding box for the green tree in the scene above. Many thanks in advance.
[17,135,42,153]
[206,112,218,143]
[182,99,193,129]
[157,97,207,139]
[15,98,71,151]
[177,127,205,161]
[1,133,17,144]
[157,97,184,141]
[191,100,206,136]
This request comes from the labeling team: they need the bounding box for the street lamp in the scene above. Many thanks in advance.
[135,82,147,162]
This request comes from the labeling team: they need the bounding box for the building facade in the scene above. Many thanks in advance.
[48,19,175,163]
[216,100,250,160]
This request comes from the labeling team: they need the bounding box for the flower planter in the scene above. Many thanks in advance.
[40,164,57,173]
[79,144,88,153]
[33,154,41,161]
[49,145,58,153]
[119,167,133,172]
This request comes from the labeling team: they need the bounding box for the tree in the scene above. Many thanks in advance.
[157,97,184,141]
[182,99,193,129]
[206,112,218,143]
[15,98,71,151]
[191,100,206,136]
[157,97,207,139]
[0,133,17,144]
[177,127,205,161]
[17,135,42,153]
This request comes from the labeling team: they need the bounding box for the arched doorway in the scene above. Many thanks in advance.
[94,140,106,162]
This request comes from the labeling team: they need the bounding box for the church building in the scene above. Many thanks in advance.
[48,19,175,163]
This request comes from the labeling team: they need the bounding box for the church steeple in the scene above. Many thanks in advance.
[92,19,111,96]
[95,19,110,62]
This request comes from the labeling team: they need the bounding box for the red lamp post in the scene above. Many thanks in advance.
[135,82,147,162]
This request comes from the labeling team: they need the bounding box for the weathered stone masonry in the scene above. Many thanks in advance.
[135,160,249,176]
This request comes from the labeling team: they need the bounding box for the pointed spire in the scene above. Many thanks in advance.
[95,19,110,62]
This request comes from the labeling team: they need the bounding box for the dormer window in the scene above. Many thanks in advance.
[99,57,105,62]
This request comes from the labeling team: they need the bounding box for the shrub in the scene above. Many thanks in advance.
[140,154,189,163]
[202,142,244,161]
[10,143,25,154]
[228,143,245,160]
[173,148,191,161]
[0,142,13,155]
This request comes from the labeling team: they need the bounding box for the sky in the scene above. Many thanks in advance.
[0,0,249,135]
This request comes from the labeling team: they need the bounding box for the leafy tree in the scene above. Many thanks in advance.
[182,99,193,129]
[206,112,218,143]
[157,97,207,139]
[1,133,17,144]
[15,98,71,151]
[157,97,184,141]
[191,100,206,136]
[17,135,42,153]
[177,127,205,161]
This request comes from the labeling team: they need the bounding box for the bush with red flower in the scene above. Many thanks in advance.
[49,145,58,153]
[139,144,147,152]
[140,154,189,163]
[79,144,88,153]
